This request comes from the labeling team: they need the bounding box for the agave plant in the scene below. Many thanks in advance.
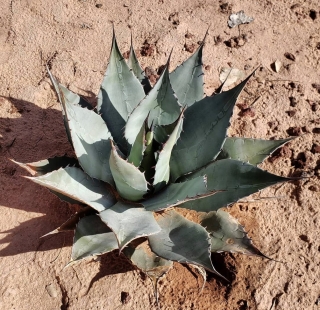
[14,31,293,300]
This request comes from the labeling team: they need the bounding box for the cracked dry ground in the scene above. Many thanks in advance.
[0,0,320,309]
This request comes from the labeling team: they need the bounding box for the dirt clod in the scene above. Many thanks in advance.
[289,96,298,107]
[224,35,248,48]
[309,9,317,20]
[168,12,179,25]
[311,144,320,153]
[287,126,302,136]
[284,52,296,61]
[140,40,155,57]
[121,292,131,304]
[184,43,197,53]
[312,83,320,94]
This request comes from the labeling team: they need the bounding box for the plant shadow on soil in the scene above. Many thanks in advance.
[0,97,135,280]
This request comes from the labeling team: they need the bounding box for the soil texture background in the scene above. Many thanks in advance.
[0,0,320,309]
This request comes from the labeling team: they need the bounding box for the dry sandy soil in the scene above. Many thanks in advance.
[1,0,320,309]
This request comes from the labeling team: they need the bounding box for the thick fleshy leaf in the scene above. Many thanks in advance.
[14,157,83,205]
[26,167,117,212]
[170,75,252,181]
[109,140,148,201]
[47,69,92,146]
[125,59,181,145]
[179,159,290,212]
[200,210,267,257]
[54,81,114,184]
[148,210,222,277]
[97,32,145,154]
[218,137,293,165]
[124,241,173,303]
[169,40,205,107]
[42,207,91,237]
[99,201,161,250]
[12,156,78,176]
[153,112,184,190]
[128,37,152,94]
[143,176,218,211]
[127,124,146,167]
[71,215,118,262]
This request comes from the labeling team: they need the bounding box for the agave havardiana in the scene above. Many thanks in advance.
[14,31,293,299]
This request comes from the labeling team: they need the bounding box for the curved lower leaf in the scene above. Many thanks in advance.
[71,215,118,262]
[12,156,78,176]
[42,207,91,237]
[148,210,223,277]
[97,31,145,154]
[109,141,148,201]
[218,137,293,165]
[99,201,161,251]
[200,210,267,258]
[170,74,253,181]
[26,167,117,212]
[124,241,173,303]
[179,159,291,212]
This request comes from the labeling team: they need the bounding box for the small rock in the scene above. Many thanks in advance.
[95,3,102,8]
[272,60,282,72]
[228,10,254,28]
[312,128,320,134]
[284,52,296,61]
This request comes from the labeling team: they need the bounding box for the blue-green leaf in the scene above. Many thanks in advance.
[97,32,145,154]
[99,201,160,250]
[153,112,184,191]
[148,210,224,278]
[109,140,148,201]
[13,157,81,204]
[128,36,152,94]
[179,159,291,212]
[125,59,181,145]
[200,210,268,258]
[170,41,205,107]
[127,123,146,167]
[71,215,118,262]
[26,167,117,212]
[170,75,252,181]
[61,91,114,184]
[218,137,293,165]
[143,176,218,211]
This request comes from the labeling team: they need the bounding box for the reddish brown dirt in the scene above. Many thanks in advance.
[1,0,320,309]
